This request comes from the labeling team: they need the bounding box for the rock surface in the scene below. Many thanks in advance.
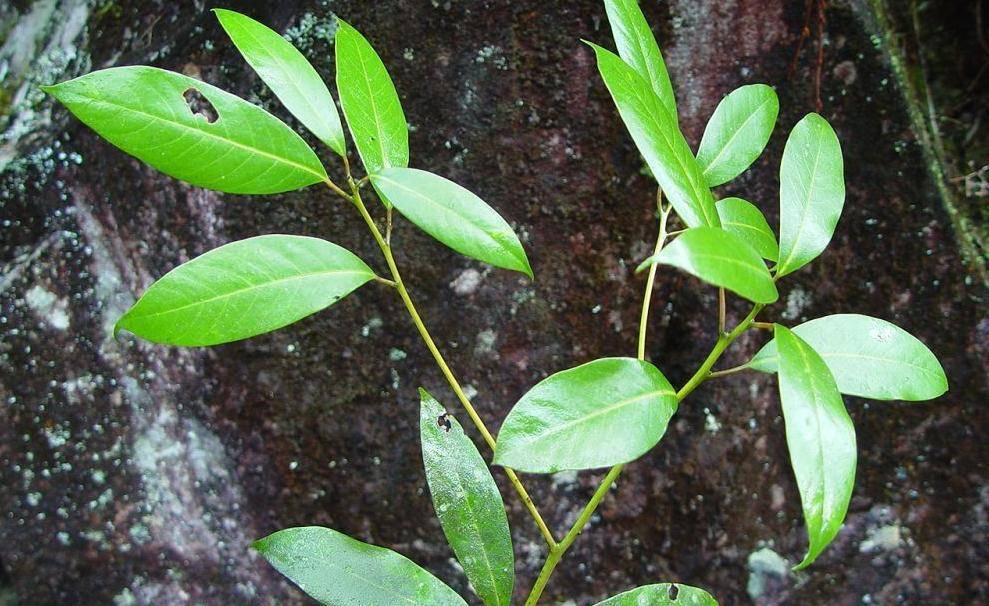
[1,1,986,605]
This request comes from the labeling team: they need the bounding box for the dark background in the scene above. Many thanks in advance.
[1,0,987,604]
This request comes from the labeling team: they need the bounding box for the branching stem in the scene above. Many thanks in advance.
[328,175,558,549]
[523,191,765,603]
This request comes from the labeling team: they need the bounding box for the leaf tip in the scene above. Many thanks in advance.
[635,256,656,274]
[791,553,815,572]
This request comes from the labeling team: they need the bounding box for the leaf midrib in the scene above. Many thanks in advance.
[375,173,523,267]
[518,388,673,447]
[755,350,942,378]
[701,94,774,179]
[124,268,371,322]
[616,60,717,226]
[76,90,326,183]
[432,436,507,606]
[238,19,340,148]
[353,34,389,170]
[778,123,826,274]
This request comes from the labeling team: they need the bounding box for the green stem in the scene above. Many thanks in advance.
[637,202,672,360]
[524,464,623,606]
[523,292,764,604]
[339,179,559,549]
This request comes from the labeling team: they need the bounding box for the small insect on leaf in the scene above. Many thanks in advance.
[590,583,719,606]
[420,389,514,606]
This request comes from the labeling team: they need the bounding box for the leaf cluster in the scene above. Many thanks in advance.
[43,2,947,604]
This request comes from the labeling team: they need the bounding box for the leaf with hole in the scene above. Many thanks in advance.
[253,526,467,606]
[776,113,845,277]
[749,314,947,401]
[696,84,779,187]
[592,583,719,606]
[335,18,408,178]
[214,9,346,157]
[603,0,677,118]
[775,325,856,570]
[371,167,532,277]
[115,235,375,346]
[42,66,327,194]
[716,197,779,261]
[638,227,778,304]
[494,357,677,473]
[586,42,719,228]
[420,389,514,606]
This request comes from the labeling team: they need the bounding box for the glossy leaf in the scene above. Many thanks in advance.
[214,9,346,157]
[335,18,409,177]
[494,357,677,473]
[116,235,375,346]
[696,84,779,187]
[603,0,677,117]
[775,325,856,570]
[776,113,845,277]
[593,583,719,606]
[371,167,532,277]
[254,526,467,606]
[716,197,779,261]
[420,389,514,606]
[42,66,327,194]
[638,227,778,304]
[749,315,947,401]
[587,42,719,228]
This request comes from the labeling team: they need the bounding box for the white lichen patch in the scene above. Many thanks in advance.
[746,546,789,599]
[781,286,813,321]
[859,523,903,553]
[24,284,70,330]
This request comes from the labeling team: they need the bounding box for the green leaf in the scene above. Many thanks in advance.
[370,167,532,277]
[335,18,409,177]
[419,389,514,606]
[638,227,778,304]
[42,66,327,194]
[776,113,845,277]
[592,583,719,606]
[775,325,856,570]
[696,84,779,187]
[116,235,375,346]
[586,42,719,228]
[716,197,779,261]
[214,9,346,157]
[253,526,467,606]
[493,357,677,473]
[749,314,948,401]
[603,0,677,118]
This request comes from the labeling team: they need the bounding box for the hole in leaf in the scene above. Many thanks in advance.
[437,413,452,433]
[668,584,679,601]
[183,87,218,123]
